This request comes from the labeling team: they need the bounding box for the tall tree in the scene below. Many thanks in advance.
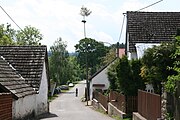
[49,38,69,85]
[75,38,109,76]
[116,56,132,95]
[68,56,83,82]
[115,56,145,95]
[130,59,145,93]
[16,26,43,45]
[107,59,119,91]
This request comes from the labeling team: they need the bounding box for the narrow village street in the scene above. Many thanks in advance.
[40,81,114,120]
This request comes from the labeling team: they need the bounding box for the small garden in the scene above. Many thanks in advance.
[105,32,180,119]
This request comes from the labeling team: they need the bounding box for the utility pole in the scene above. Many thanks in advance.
[80,6,92,106]
[82,17,86,38]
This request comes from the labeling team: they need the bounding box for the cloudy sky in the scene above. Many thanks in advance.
[0,0,179,52]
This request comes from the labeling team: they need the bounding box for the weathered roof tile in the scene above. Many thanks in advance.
[0,46,47,90]
[127,11,180,52]
[0,57,36,99]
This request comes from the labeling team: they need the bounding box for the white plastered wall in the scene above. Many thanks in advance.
[12,94,36,120]
[90,66,110,99]
[36,61,49,115]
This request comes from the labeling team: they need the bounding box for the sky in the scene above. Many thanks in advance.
[0,0,179,52]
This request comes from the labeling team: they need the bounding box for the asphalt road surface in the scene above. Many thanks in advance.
[40,81,114,120]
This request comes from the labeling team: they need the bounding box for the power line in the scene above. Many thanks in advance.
[118,13,125,43]
[0,5,24,32]
[137,0,163,11]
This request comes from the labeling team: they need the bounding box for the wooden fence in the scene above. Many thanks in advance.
[138,90,161,120]
[93,90,109,110]
[109,91,137,114]
[126,96,138,114]
[93,90,137,114]
[109,91,126,112]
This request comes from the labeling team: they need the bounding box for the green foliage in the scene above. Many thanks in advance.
[0,24,15,45]
[130,59,145,93]
[0,23,43,45]
[49,38,82,85]
[75,38,110,76]
[116,56,132,95]
[107,59,119,91]
[109,56,145,96]
[102,48,116,65]
[166,36,180,93]
[141,42,176,94]
[67,56,83,82]
[116,56,144,95]
[16,26,42,45]
[49,38,69,85]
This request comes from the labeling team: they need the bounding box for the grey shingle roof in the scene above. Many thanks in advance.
[126,11,180,52]
[0,46,48,91]
[0,56,36,99]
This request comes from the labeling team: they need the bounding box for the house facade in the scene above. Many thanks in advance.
[89,58,117,99]
[0,46,50,119]
[0,56,37,120]
[125,11,180,59]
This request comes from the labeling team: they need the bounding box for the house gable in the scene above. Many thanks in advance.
[89,58,118,99]
[0,46,48,91]
[89,58,117,81]
[126,11,180,53]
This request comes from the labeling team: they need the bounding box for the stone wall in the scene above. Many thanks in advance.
[108,103,126,119]
[174,82,180,120]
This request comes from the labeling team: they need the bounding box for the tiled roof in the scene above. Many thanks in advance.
[0,46,48,91]
[0,56,36,99]
[126,11,180,52]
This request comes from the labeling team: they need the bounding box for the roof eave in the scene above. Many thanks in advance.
[0,84,18,100]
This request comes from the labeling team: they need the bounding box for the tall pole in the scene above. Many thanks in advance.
[82,16,86,38]
[86,44,89,105]
[82,17,89,106]
[80,6,91,106]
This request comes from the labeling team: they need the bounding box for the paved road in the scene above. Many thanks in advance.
[40,81,114,120]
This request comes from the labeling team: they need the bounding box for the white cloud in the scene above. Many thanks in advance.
[95,32,114,44]
[0,0,179,52]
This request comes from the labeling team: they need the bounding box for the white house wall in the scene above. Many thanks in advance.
[135,43,160,59]
[36,61,49,115]
[130,52,137,59]
[12,94,36,120]
[90,66,110,99]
